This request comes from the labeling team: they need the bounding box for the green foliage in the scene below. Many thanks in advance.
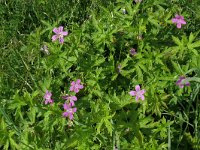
[1,0,200,149]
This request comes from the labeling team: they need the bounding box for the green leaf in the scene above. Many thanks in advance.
[171,61,183,74]
[188,40,200,49]
[68,56,77,62]
[136,130,143,146]
[27,107,36,124]
[96,120,104,135]
[136,65,143,81]
[93,57,105,67]
[148,17,160,28]
[92,13,101,32]
[104,118,113,136]
[172,36,182,46]
[188,32,195,44]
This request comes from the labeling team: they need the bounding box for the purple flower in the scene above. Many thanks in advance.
[130,48,137,56]
[70,79,84,93]
[44,90,54,105]
[129,85,145,101]
[52,26,68,44]
[172,15,186,29]
[176,76,190,88]
[62,95,77,106]
[63,103,77,120]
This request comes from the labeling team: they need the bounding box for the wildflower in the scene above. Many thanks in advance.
[130,48,137,56]
[70,79,84,93]
[135,0,142,3]
[52,26,68,44]
[44,90,54,105]
[40,45,49,55]
[62,95,77,106]
[176,76,190,88]
[129,85,145,101]
[172,14,186,29]
[63,103,77,120]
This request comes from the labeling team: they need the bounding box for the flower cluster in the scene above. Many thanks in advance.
[62,79,84,120]
[48,20,190,114]
[43,79,84,120]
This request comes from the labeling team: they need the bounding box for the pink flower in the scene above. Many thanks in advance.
[130,48,137,56]
[172,14,186,29]
[176,76,190,88]
[63,103,77,120]
[129,85,145,101]
[44,90,54,105]
[52,26,68,44]
[70,79,84,93]
[62,95,77,106]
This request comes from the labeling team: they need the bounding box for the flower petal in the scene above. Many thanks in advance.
[52,35,58,41]
[74,88,79,93]
[69,101,75,107]
[140,89,145,95]
[76,79,81,84]
[172,18,178,23]
[70,86,74,92]
[179,15,184,20]
[63,103,70,110]
[62,31,68,36]
[58,26,63,32]
[71,81,75,86]
[71,96,77,101]
[45,100,48,105]
[185,82,190,86]
[135,96,139,101]
[53,27,59,34]
[180,19,186,24]
[176,80,181,85]
[73,108,77,113]
[140,95,145,100]
[63,112,69,117]
[78,85,84,89]
[59,37,64,44]
[129,91,136,96]
[69,114,74,120]
[175,14,179,18]
[135,85,140,91]
[177,23,182,28]
[179,84,184,88]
